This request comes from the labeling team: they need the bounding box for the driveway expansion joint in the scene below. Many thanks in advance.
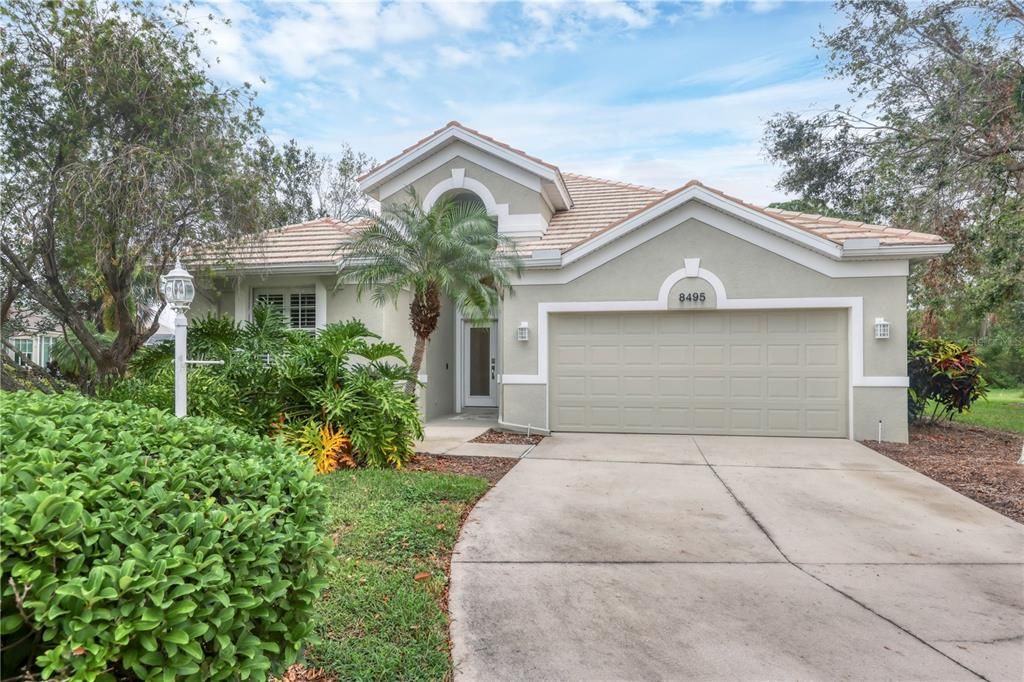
[692,437,991,682]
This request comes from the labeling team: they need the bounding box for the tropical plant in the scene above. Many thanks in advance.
[278,420,355,474]
[50,324,115,384]
[340,189,523,394]
[0,391,331,680]
[103,309,423,468]
[908,333,989,423]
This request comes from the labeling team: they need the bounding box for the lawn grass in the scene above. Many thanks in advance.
[947,387,1024,434]
[304,468,491,681]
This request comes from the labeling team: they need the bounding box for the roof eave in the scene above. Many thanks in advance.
[200,262,341,276]
[839,243,953,260]
[358,125,573,209]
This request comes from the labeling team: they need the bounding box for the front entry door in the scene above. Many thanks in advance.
[463,321,497,407]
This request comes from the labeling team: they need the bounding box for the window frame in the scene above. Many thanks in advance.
[38,335,56,366]
[11,337,33,366]
[252,287,318,331]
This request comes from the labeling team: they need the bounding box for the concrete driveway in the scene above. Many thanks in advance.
[450,434,1024,681]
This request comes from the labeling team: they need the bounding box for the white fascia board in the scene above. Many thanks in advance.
[209,263,340,276]
[381,143,544,200]
[360,127,571,209]
[562,187,844,268]
[514,203,909,285]
[840,243,953,259]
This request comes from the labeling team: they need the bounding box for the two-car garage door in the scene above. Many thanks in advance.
[549,309,848,437]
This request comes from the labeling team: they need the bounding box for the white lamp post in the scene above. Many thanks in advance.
[161,258,195,417]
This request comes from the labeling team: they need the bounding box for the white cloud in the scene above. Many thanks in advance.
[676,54,797,87]
[749,0,784,13]
[495,41,524,59]
[579,0,657,28]
[252,1,487,78]
[436,45,476,66]
[380,53,426,79]
[434,77,850,202]
[427,1,490,30]
[697,0,727,18]
[193,2,265,85]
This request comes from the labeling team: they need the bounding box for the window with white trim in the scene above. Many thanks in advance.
[12,337,33,366]
[38,335,56,366]
[253,288,317,330]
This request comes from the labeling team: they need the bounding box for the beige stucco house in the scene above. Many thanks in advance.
[189,122,951,442]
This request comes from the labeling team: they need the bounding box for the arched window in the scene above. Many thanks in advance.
[439,189,487,213]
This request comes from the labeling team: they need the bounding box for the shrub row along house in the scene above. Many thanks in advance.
[189,122,950,442]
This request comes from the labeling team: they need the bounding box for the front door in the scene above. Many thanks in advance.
[463,320,497,407]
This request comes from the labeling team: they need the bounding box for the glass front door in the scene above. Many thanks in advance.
[463,321,497,407]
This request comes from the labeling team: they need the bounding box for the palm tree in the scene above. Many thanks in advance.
[340,190,522,394]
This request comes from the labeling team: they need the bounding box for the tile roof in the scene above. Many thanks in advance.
[190,217,363,269]
[519,177,946,255]
[193,177,946,270]
[518,173,666,253]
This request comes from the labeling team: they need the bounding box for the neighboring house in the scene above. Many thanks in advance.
[189,122,950,442]
[4,314,59,369]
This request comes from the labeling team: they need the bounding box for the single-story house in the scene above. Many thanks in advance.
[188,122,950,442]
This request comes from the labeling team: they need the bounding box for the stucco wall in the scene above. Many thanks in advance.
[421,296,456,420]
[380,147,552,222]
[499,208,911,442]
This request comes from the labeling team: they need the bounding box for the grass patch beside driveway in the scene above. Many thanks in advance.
[952,387,1024,433]
[304,468,491,680]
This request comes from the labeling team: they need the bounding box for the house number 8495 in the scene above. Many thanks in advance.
[679,292,706,303]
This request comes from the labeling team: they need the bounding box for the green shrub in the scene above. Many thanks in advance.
[908,334,989,423]
[0,392,331,680]
[104,310,423,469]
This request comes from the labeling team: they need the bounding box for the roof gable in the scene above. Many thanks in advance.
[358,121,573,211]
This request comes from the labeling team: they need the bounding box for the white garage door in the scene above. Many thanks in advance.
[549,309,848,437]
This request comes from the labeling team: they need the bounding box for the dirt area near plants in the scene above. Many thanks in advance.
[470,427,545,446]
[863,422,1024,524]
[408,452,520,485]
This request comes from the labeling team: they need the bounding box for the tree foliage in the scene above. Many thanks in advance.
[340,191,523,394]
[0,0,274,383]
[253,138,375,227]
[763,0,1024,338]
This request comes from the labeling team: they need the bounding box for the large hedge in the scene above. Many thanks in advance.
[0,392,331,680]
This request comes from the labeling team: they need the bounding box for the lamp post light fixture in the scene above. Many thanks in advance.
[161,259,195,417]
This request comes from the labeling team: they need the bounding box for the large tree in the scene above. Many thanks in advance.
[0,0,276,384]
[255,138,375,227]
[763,0,1024,335]
[340,192,522,395]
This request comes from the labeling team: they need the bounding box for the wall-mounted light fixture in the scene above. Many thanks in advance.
[517,321,530,342]
[874,317,891,340]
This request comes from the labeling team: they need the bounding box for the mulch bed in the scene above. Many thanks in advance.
[862,423,1024,524]
[469,427,544,446]
[408,452,519,485]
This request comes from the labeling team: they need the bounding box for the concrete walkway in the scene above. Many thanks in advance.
[450,433,1024,681]
[416,410,535,458]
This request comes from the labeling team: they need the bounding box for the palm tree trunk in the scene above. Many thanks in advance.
[406,334,428,395]
[406,285,441,395]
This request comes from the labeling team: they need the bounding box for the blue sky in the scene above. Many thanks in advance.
[196,1,849,204]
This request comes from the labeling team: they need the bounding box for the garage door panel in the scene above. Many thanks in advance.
[549,310,848,437]
[730,345,762,365]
